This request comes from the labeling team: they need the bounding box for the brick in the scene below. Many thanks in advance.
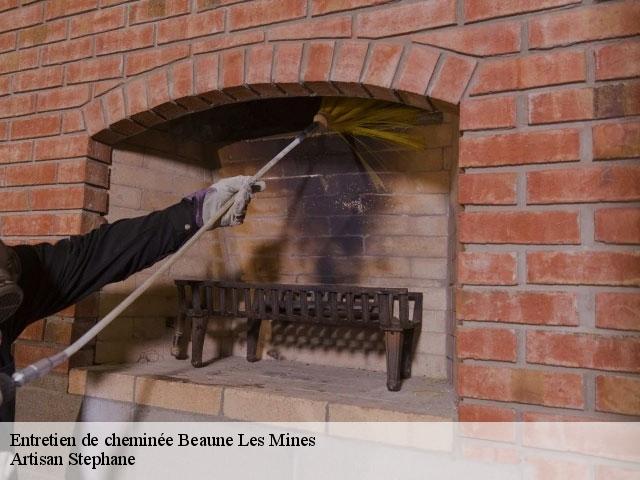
[62,110,85,133]
[460,129,580,167]
[134,377,222,416]
[4,162,57,185]
[529,88,593,124]
[46,0,97,20]
[269,16,351,40]
[596,375,640,416]
[525,457,590,480]
[527,165,640,204]
[193,53,219,95]
[70,370,134,401]
[457,290,578,326]
[0,31,15,53]
[15,66,64,92]
[331,40,369,96]
[223,387,327,421]
[0,190,29,211]
[393,45,439,96]
[458,172,516,205]
[14,343,68,374]
[67,56,122,84]
[82,100,107,136]
[593,82,640,119]
[414,21,520,56]
[596,293,640,332]
[102,88,126,125]
[302,41,334,83]
[228,0,306,31]
[0,94,35,119]
[527,331,640,372]
[458,403,516,422]
[37,85,91,111]
[457,327,517,362]
[69,6,125,38]
[170,59,195,100]
[593,122,640,160]
[595,208,640,245]
[527,251,640,286]
[18,321,44,341]
[219,49,245,89]
[312,0,391,16]
[196,0,240,11]
[18,20,66,48]
[529,1,640,49]
[0,0,16,12]
[464,0,579,22]
[272,42,304,90]
[129,0,189,24]
[596,465,640,480]
[11,113,60,140]
[458,252,517,286]
[596,40,640,81]
[0,141,32,164]
[365,235,443,257]
[471,50,585,95]
[157,9,224,44]
[246,45,279,96]
[0,49,38,75]
[357,0,456,38]
[34,135,88,160]
[42,37,93,65]
[457,364,584,409]
[460,97,516,131]
[95,24,154,55]
[361,43,402,91]
[0,3,42,34]
[125,44,188,75]
[459,211,580,244]
[31,185,107,212]
[57,158,110,187]
[192,30,263,54]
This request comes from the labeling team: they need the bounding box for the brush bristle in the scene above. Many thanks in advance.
[317,97,425,150]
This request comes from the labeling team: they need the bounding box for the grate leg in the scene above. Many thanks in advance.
[385,330,405,391]
[190,315,208,368]
[401,328,415,379]
[171,311,190,360]
[246,318,262,363]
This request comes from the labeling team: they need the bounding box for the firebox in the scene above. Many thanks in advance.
[98,96,458,383]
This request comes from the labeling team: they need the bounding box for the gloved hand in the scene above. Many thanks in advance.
[187,176,266,229]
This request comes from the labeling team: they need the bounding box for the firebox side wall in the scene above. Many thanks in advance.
[98,114,458,381]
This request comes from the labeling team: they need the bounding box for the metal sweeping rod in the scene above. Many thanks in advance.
[10,122,321,388]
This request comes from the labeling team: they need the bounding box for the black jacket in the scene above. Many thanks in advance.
[0,199,197,420]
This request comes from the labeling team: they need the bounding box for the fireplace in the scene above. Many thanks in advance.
[4,0,637,421]
[98,96,458,383]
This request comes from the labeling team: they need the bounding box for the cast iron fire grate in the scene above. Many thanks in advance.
[171,280,423,391]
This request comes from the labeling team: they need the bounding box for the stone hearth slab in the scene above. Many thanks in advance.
[68,356,455,421]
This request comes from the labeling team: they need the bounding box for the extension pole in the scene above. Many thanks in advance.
[11,122,320,388]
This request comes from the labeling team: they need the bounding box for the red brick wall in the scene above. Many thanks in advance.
[0,0,638,419]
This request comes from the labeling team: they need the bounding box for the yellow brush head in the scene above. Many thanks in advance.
[316,97,426,150]
[315,97,427,191]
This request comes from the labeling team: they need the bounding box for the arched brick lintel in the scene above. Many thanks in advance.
[81,40,477,144]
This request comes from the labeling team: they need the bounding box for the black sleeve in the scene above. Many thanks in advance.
[5,199,198,343]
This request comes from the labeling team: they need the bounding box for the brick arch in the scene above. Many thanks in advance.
[81,39,476,144]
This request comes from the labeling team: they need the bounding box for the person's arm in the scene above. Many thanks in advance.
[5,175,264,344]
[7,199,197,342]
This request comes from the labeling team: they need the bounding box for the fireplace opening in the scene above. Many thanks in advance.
[99,96,459,383]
